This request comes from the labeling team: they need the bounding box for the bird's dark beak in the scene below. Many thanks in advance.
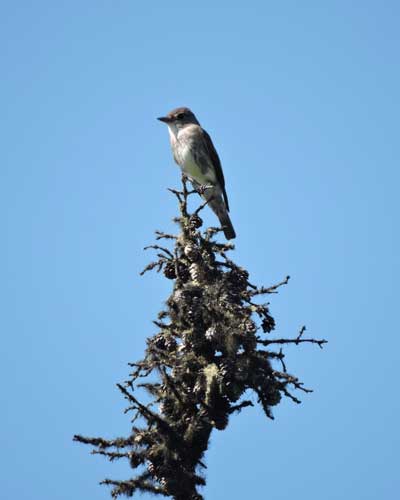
[157,116,172,123]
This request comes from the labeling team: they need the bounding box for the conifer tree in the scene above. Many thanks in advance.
[74,179,326,499]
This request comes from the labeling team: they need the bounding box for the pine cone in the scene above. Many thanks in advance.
[228,267,249,290]
[177,263,190,282]
[244,319,257,334]
[189,214,203,229]
[152,333,166,350]
[261,314,275,333]
[152,333,176,351]
[189,262,204,284]
[147,463,156,474]
[184,243,201,262]
[164,261,176,279]
[129,454,142,468]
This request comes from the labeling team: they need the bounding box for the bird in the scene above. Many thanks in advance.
[157,107,236,240]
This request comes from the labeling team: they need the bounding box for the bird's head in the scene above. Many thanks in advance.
[157,107,200,131]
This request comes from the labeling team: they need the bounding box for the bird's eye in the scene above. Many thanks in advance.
[176,113,185,120]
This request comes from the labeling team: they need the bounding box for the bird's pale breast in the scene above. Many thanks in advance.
[172,131,216,186]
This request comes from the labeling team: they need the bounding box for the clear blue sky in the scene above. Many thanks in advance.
[1,2,399,499]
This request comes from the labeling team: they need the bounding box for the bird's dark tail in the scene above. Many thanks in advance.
[219,211,236,240]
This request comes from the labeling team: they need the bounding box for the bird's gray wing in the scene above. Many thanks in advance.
[200,129,230,212]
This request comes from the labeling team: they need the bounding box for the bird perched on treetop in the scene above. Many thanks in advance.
[157,107,236,240]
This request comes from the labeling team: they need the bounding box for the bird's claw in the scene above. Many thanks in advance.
[197,184,214,195]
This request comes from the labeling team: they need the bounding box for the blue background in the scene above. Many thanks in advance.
[1,2,399,499]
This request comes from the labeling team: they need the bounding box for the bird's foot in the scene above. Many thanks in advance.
[197,184,214,195]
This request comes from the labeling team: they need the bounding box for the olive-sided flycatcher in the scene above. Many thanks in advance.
[157,107,236,240]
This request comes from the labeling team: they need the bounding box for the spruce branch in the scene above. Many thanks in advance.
[74,178,326,499]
